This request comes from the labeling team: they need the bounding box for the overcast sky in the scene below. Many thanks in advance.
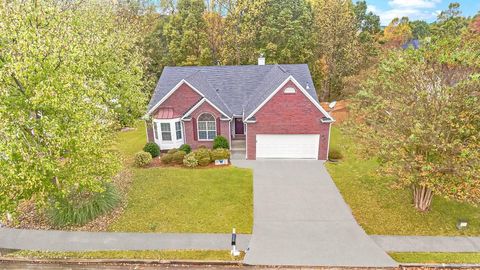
[364,0,480,25]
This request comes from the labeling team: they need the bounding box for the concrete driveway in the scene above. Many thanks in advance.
[233,160,397,267]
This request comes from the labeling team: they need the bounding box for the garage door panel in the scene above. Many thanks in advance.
[256,134,319,159]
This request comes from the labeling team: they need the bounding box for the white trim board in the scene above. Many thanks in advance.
[181,98,231,120]
[245,75,333,121]
[147,80,205,116]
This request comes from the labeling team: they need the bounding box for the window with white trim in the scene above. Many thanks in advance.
[175,121,182,140]
[198,113,216,140]
[153,122,159,140]
[160,123,172,141]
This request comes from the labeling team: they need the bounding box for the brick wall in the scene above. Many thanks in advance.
[152,83,202,118]
[183,101,230,149]
[246,80,331,160]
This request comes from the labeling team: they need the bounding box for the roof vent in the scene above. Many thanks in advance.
[258,54,265,66]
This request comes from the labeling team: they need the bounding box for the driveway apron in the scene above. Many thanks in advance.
[233,160,397,267]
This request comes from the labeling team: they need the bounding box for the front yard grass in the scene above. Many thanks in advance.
[390,252,480,264]
[110,121,253,233]
[326,127,480,236]
[8,250,244,261]
[109,166,252,233]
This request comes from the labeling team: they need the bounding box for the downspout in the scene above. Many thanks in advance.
[326,122,332,161]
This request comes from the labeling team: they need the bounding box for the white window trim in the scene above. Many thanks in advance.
[153,118,184,149]
[175,121,182,140]
[197,113,217,141]
[181,98,232,121]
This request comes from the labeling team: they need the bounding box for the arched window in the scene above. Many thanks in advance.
[198,113,216,140]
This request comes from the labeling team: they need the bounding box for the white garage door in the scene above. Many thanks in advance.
[256,134,319,159]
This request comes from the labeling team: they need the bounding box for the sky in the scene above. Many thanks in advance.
[364,0,480,25]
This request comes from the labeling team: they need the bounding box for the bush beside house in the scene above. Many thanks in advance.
[213,136,229,149]
[138,142,231,168]
[134,151,153,167]
[143,142,160,158]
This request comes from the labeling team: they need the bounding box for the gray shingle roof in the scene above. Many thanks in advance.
[147,64,319,119]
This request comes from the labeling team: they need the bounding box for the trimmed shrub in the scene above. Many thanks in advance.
[179,144,191,154]
[47,183,120,227]
[134,151,152,167]
[329,148,343,160]
[194,148,212,166]
[172,150,186,164]
[167,148,178,154]
[211,148,230,160]
[143,142,160,158]
[213,136,229,149]
[161,153,174,164]
[183,152,198,168]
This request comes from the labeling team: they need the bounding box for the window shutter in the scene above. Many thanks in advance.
[192,117,197,141]
[216,118,221,135]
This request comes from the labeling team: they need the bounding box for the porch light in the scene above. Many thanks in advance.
[456,219,468,230]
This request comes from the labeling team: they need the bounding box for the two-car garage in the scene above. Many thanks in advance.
[255,134,320,159]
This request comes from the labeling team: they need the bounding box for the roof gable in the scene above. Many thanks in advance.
[147,64,321,118]
[245,76,332,121]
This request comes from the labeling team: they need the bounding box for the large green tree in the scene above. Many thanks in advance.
[352,36,480,211]
[163,0,213,66]
[431,2,469,38]
[310,0,360,100]
[0,1,145,216]
[221,0,313,65]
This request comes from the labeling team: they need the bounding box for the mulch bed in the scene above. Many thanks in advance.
[10,169,133,232]
[145,156,231,169]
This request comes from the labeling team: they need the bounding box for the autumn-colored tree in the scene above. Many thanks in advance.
[472,15,480,34]
[310,0,360,100]
[0,1,145,216]
[382,17,413,47]
[204,11,225,65]
[352,38,480,211]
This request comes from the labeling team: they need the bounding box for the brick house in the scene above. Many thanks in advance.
[145,58,334,160]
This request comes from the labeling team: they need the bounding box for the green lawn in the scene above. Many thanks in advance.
[390,252,480,264]
[109,166,252,233]
[8,250,244,261]
[114,121,148,158]
[110,121,253,233]
[326,127,480,236]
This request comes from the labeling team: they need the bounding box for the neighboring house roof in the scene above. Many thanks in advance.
[147,64,323,119]
[402,39,420,50]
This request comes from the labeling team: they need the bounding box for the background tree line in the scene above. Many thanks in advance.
[140,0,381,101]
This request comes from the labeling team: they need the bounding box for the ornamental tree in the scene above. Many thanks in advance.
[0,1,145,216]
[352,38,480,211]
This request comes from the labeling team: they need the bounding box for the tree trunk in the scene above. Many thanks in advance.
[412,184,433,211]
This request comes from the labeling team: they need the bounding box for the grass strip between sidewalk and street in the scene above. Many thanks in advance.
[6,250,244,261]
[390,252,480,264]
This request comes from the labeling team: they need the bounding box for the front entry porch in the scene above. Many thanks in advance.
[232,118,246,159]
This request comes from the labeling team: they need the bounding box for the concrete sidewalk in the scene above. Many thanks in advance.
[0,228,250,252]
[372,235,480,252]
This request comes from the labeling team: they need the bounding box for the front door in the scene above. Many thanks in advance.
[235,118,244,135]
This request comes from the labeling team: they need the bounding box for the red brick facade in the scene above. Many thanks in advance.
[153,83,202,118]
[246,80,331,160]
[150,82,230,149]
[183,101,230,149]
